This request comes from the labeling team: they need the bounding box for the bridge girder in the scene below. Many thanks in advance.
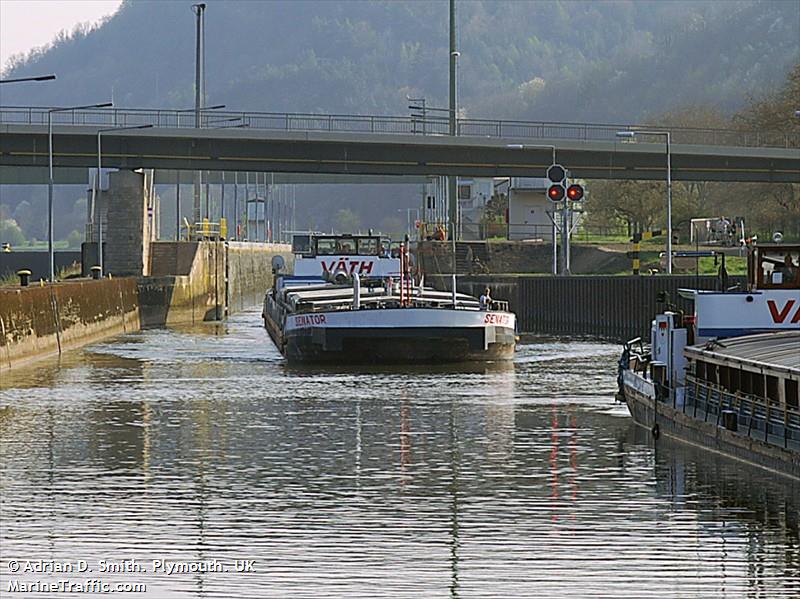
[1,125,797,183]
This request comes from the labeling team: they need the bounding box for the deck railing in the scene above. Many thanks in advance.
[1,106,796,148]
[681,375,800,450]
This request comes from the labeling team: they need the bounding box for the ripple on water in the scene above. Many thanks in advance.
[1,309,798,598]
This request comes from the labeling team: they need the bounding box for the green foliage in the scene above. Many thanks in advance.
[66,229,82,248]
[1,1,796,122]
[0,219,26,247]
[332,208,361,233]
[582,68,800,241]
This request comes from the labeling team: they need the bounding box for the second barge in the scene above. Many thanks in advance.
[617,243,800,479]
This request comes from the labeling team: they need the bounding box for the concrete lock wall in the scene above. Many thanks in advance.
[429,274,747,341]
[2,242,291,372]
[226,242,294,313]
[138,241,292,327]
[0,278,140,372]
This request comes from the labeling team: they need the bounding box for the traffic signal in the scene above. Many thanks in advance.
[546,164,566,184]
[566,184,584,201]
[547,184,565,202]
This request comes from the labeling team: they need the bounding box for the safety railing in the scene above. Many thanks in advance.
[683,375,800,450]
[181,219,228,241]
[1,106,796,148]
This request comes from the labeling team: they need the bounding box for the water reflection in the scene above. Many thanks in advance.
[0,309,797,598]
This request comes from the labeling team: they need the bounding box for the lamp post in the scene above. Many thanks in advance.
[95,124,154,276]
[0,74,56,83]
[448,0,459,243]
[176,103,224,223]
[616,129,673,274]
[48,101,113,282]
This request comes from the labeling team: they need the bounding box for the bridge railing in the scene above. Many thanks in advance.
[1,106,796,148]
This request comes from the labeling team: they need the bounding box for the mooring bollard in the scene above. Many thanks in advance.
[91,265,102,280]
[17,269,31,287]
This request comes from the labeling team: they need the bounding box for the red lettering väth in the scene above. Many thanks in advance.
[320,259,375,274]
[767,299,799,323]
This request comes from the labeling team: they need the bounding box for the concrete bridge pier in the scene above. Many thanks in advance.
[102,169,158,277]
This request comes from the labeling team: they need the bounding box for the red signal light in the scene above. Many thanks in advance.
[566,184,584,201]
[547,184,565,202]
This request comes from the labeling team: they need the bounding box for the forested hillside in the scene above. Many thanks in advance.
[0,0,798,243]
[2,0,797,121]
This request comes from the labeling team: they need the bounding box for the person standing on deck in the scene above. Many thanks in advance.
[479,287,492,310]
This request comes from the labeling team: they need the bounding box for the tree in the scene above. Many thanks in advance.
[733,63,800,238]
[66,229,82,248]
[0,219,26,247]
[734,63,800,147]
[333,208,361,233]
[584,180,666,234]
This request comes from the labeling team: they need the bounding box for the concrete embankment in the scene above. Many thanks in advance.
[1,241,291,372]
[0,278,139,372]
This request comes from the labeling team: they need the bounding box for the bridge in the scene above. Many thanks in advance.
[0,107,798,183]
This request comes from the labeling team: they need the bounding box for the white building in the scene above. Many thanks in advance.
[507,177,554,241]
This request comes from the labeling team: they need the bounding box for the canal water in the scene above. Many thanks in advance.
[1,309,797,598]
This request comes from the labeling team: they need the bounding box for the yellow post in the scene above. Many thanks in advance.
[220,217,228,240]
[202,218,210,238]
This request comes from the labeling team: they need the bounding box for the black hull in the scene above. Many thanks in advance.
[266,317,515,364]
[285,332,515,364]
[622,380,800,480]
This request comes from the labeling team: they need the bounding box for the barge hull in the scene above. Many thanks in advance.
[284,326,515,364]
[622,378,800,480]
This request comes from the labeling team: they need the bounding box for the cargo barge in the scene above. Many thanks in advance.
[617,244,800,479]
[263,233,516,364]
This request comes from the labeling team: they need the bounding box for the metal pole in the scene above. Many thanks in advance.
[192,3,205,224]
[566,202,571,273]
[245,172,250,240]
[48,111,54,281]
[233,172,238,240]
[552,215,557,275]
[262,173,267,242]
[97,131,104,275]
[449,0,457,138]
[176,171,181,240]
[221,172,225,222]
[448,0,458,241]
[560,201,568,275]
[205,171,210,222]
[666,132,673,274]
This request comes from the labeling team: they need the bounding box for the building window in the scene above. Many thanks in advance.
[458,184,472,200]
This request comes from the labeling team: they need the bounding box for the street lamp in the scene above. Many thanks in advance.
[48,101,113,282]
[95,124,154,276]
[0,74,56,83]
[616,129,673,274]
